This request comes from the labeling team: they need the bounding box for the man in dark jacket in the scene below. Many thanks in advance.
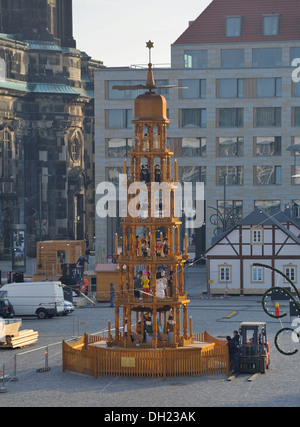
[76,255,89,281]
[227,334,240,375]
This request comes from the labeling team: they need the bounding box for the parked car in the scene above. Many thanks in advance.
[63,300,74,315]
[0,298,15,318]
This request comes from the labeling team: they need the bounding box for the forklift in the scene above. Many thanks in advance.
[59,263,82,301]
[238,321,270,374]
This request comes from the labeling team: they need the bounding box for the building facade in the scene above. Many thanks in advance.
[0,0,103,260]
[94,0,300,260]
[205,208,300,295]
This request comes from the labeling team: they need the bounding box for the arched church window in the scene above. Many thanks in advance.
[69,129,83,163]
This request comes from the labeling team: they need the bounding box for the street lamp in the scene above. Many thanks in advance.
[287,144,300,219]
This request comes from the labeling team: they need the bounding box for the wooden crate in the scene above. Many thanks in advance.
[35,240,86,278]
[95,263,119,302]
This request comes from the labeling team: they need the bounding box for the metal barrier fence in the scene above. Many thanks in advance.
[0,354,17,393]
[0,325,110,393]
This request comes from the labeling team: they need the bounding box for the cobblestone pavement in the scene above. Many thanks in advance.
[0,263,299,408]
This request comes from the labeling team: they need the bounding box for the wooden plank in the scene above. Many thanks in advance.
[4,329,39,348]
[248,373,260,382]
[7,335,39,346]
[7,329,35,338]
[227,374,238,381]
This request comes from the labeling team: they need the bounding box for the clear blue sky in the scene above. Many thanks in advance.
[73,0,212,67]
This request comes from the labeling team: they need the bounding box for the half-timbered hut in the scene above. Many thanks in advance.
[205,208,300,295]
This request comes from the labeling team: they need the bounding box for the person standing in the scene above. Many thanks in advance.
[110,282,115,307]
[227,335,240,375]
[76,255,89,281]
[232,330,240,347]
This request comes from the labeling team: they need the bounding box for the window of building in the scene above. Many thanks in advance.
[217,137,244,157]
[108,80,169,99]
[293,107,300,126]
[0,126,14,179]
[252,48,282,67]
[254,165,282,185]
[257,78,281,97]
[181,166,206,184]
[69,131,82,163]
[182,138,206,157]
[221,49,244,68]
[284,265,297,283]
[107,109,132,129]
[219,265,232,283]
[217,166,244,185]
[290,47,300,63]
[217,108,243,127]
[263,15,280,36]
[251,228,263,244]
[293,136,300,151]
[255,107,281,127]
[106,166,131,186]
[226,16,242,37]
[218,78,244,98]
[107,138,132,158]
[251,265,264,282]
[292,166,300,184]
[293,81,300,97]
[181,109,206,128]
[255,200,281,213]
[292,200,300,218]
[181,79,206,98]
[255,136,281,156]
[0,58,6,80]
[216,200,243,229]
[108,80,143,99]
[184,50,207,68]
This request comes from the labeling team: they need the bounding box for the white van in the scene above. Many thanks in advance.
[0,282,65,319]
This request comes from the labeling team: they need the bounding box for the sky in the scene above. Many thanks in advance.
[73,0,212,67]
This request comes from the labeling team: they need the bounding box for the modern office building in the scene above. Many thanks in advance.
[94,0,300,261]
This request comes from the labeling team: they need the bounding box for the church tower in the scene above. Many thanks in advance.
[0,0,102,260]
[0,0,76,47]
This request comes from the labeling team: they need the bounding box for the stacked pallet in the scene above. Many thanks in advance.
[3,329,39,348]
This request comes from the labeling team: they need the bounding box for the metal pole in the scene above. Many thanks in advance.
[37,346,50,372]
[223,172,227,232]
[0,363,7,393]
[12,354,18,382]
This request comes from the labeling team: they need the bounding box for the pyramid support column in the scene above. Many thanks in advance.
[183,304,188,340]
[152,308,157,347]
[175,306,181,344]
[115,304,120,340]
[179,263,184,295]
[127,307,132,344]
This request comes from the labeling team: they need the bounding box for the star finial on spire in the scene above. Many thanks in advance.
[146,40,154,63]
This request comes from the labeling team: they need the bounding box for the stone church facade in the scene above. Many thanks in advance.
[0,0,103,259]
